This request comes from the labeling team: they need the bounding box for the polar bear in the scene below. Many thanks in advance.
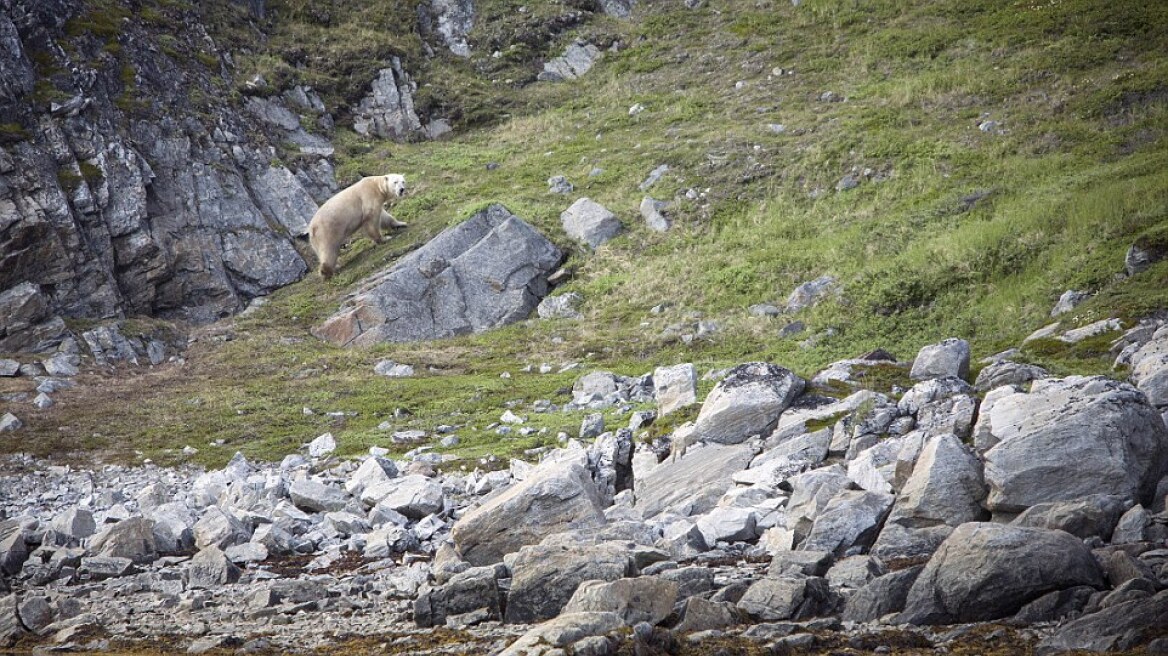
[308,174,408,279]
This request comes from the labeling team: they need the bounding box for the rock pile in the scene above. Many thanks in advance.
[3,325,1168,654]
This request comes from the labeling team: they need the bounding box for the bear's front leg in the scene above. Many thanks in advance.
[363,214,385,244]
[379,208,408,230]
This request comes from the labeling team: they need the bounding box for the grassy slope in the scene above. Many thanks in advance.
[3,0,1167,468]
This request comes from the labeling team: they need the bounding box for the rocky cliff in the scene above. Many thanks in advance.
[0,0,335,351]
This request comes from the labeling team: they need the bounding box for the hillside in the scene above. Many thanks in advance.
[1,1,1168,654]
[3,0,1164,468]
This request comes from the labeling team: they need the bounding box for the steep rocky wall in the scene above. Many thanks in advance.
[0,0,333,350]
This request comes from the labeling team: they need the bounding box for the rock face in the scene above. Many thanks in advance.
[451,462,606,566]
[314,205,563,346]
[429,0,475,57]
[981,376,1168,512]
[692,363,805,445]
[899,523,1104,625]
[0,8,336,348]
[352,58,427,140]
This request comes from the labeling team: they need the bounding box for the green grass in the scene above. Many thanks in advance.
[6,0,1167,468]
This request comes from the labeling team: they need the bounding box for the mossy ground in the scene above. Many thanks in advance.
[2,0,1167,469]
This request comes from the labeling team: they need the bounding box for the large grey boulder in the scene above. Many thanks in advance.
[785,466,853,542]
[414,566,503,628]
[504,542,632,624]
[193,506,252,550]
[909,338,970,381]
[0,521,27,576]
[1037,590,1168,654]
[899,523,1104,625]
[89,517,158,564]
[1129,324,1168,409]
[186,546,242,589]
[885,433,986,528]
[314,205,563,346]
[654,363,697,416]
[289,478,351,513]
[452,462,606,566]
[562,577,678,625]
[692,362,805,445]
[982,376,1168,512]
[800,489,893,557]
[634,443,755,519]
[842,565,924,623]
[1011,494,1131,541]
[499,612,624,656]
[872,433,987,561]
[560,198,622,250]
[974,361,1048,392]
[366,475,444,519]
[737,576,837,622]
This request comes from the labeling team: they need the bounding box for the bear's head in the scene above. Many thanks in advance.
[379,174,406,200]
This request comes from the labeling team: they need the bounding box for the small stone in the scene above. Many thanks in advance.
[308,432,336,457]
[0,413,23,432]
[548,175,574,194]
[33,393,53,409]
[374,360,415,377]
[639,165,669,191]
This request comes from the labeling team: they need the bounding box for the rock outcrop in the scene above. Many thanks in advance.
[0,1,332,348]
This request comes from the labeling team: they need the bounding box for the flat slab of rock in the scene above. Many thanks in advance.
[314,204,562,346]
[634,443,755,519]
[899,522,1104,625]
[452,462,606,566]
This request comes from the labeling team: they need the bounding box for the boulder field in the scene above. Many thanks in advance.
[3,324,1168,654]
